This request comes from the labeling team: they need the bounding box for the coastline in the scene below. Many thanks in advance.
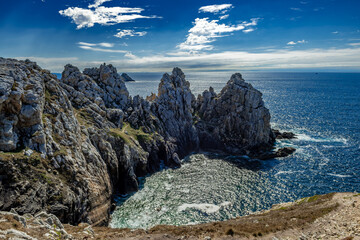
[1,192,359,239]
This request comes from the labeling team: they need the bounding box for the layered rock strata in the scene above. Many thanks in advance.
[0,57,282,226]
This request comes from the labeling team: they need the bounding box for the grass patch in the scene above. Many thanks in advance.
[74,108,96,127]
[45,89,58,102]
[0,148,42,162]
[307,195,319,202]
[109,123,153,145]
[53,145,68,157]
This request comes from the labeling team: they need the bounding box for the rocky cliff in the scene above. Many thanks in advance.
[0,57,279,226]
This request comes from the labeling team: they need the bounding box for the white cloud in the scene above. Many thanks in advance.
[78,42,114,47]
[290,7,302,11]
[108,47,360,72]
[243,28,255,33]
[59,0,159,29]
[199,4,233,14]
[178,17,259,52]
[349,42,360,46]
[78,45,127,53]
[77,42,128,54]
[114,29,147,38]
[15,47,360,73]
[219,14,229,20]
[88,0,111,8]
[332,31,339,34]
[287,40,307,45]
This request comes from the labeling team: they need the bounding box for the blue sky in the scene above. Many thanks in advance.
[0,0,359,72]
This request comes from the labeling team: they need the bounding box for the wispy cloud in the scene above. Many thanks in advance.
[108,47,360,72]
[78,42,127,53]
[59,0,159,29]
[243,28,255,33]
[313,7,325,11]
[199,4,233,14]
[287,40,307,45]
[290,7,302,11]
[79,46,127,53]
[332,31,339,34]
[219,14,229,20]
[348,42,360,46]
[114,29,147,38]
[178,17,259,52]
[16,47,360,72]
[78,42,114,48]
[88,0,111,8]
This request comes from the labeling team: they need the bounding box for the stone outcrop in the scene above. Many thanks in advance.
[195,73,273,155]
[0,57,289,226]
[121,73,135,82]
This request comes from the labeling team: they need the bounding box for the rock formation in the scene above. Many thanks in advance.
[195,73,273,155]
[0,57,289,226]
[121,73,135,82]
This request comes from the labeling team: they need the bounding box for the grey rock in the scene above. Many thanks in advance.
[121,73,135,82]
[0,57,288,228]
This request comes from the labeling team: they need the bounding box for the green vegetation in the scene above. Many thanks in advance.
[45,89,58,102]
[307,195,319,202]
[0,148,42,162]
[109,123,153,145]
[11,81,19,91]
[40,173,53,185]
[74,108,96,127]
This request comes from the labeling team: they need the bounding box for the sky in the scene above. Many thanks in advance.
[0,0,359,72]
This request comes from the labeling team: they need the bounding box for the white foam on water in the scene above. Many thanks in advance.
[178,201,231,214]
[294,133,348,145]
[180,188,190,193]
[328,173,352,178]
[275,170,304,176]
[164,182,172,190]
[220,201,232,207]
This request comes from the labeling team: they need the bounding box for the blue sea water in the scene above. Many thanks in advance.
[61,71,360,229]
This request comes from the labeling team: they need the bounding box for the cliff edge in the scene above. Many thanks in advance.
[0,57,284,226]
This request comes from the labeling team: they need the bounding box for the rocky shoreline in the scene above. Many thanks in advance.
[1,192,359,239]
[0,57,294,227]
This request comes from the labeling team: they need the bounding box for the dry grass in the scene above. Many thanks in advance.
[109,123,153,145]
[67,193,338,239]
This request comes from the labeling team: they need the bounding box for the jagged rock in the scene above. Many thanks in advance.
[273,129,296,139]
[152,68,199,159]
[195,73,273,155]
[256,147,296,160]
[0,58,292,227]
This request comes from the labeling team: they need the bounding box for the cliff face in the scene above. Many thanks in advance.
[0,58,275,226]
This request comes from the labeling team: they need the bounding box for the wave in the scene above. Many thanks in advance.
[275,170,304,176]
[294,133,348,144]
[328,173,352,178]
[178,201,231,214]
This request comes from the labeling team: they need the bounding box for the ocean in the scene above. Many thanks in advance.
[60,71,360,229]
